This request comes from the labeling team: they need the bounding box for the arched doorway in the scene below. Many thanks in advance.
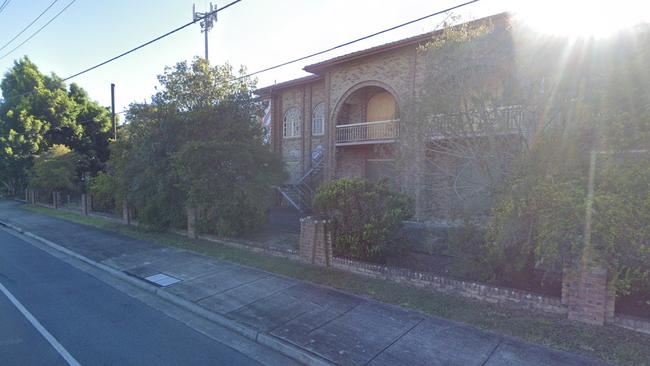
[332,84,400,184]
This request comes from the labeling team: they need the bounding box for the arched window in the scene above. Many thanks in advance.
[282,108,301,138]
[312,102,325,136]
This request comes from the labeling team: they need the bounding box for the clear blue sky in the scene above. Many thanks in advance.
[0,0,646,114]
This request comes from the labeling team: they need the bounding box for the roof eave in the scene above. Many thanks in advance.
[303,12,511,74]
[254,75,323,97]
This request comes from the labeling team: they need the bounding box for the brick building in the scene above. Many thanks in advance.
[256,13,533,220]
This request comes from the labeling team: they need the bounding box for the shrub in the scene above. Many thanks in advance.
[89,171,117,213]
[313,178,414,263]
[28,145,81,195]
[446,222,493,282]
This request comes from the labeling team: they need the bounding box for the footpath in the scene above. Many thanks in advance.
[0,200,609,366]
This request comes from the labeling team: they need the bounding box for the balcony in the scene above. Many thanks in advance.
[335,119,399,146]
[427,106,531,140]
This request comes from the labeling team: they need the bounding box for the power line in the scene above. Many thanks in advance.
[0,0,76,60]
[0,0,11,14]
[238,0,481,79]
[3,0,480,111]
[62,0,242,81]
[1,0,241,102]
[0,0,60,54]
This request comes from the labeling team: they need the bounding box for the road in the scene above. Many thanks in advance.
[0,228,294,366]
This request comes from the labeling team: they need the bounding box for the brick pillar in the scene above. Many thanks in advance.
[122,200,131,225]
[564,262,616,326]
[299,216,332,266]
[561,261,573,306]
[187,207,198,239]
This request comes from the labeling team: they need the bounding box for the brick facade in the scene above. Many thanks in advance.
[256,14,519,220]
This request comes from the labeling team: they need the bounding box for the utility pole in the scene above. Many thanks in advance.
[111,83,116,140]
[193,3,217,61]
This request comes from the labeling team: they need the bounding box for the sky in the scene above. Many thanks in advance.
[0,0,647,114]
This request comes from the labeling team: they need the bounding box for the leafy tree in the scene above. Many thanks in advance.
[100,58,285,234]
[28,144,81,195]
[67,83,113,174]
[0,57,112,194]
[485,26,650,294]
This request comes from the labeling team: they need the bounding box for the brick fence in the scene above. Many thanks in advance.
[17,199,650,336]
[297,216,650,335]
[332,257,567,314]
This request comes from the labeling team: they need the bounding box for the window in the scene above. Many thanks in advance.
[312,103,325,136]
[282,108,301,138]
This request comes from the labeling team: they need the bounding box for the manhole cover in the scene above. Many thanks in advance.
[144,273,181,287]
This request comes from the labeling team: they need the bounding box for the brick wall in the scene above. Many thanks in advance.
[279,81,329,182]
[332,257,567,315]
[335,146,368,179]
[611,315,650,335]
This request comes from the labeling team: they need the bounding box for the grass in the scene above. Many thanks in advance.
[24,204,650,366]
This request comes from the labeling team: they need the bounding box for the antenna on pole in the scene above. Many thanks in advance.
[193,3,217,61]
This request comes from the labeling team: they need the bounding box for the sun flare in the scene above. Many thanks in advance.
[511,0,650,38]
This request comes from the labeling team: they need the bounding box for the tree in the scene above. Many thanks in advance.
[100,58,286,235]
[401,15,530,221]
[0,57,112,194]
[485,25,650,293]
[402,16,650,295]
[67,83,113,174]
[28,144,81,197]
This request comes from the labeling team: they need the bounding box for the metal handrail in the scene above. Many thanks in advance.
[335,118,400,128]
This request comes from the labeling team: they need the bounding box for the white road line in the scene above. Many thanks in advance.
[0,280,81,366]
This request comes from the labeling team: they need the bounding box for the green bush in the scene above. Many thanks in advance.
[446,223,493,282]
[313,178,414,263]
[89,172,117,213]
[28,145,82,195]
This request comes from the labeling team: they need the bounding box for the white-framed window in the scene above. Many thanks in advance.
[282,108,301,138]
[312,102,325,136]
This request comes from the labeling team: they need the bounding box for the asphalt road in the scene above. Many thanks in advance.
[0,228,278,366]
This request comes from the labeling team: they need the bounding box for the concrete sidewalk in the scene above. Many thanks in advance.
[0,201,610,366]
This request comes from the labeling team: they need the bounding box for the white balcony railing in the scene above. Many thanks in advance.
[335,119,399,145]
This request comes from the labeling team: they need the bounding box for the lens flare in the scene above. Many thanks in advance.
[511,0,650,38]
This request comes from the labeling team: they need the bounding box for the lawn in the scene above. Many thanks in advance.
[24,205,650,366]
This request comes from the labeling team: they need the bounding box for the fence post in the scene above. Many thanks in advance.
[81,194,89,215]
[52,191,58,209]
[299,216,332,266]
[122,200,130,225]
[187,207,198,239]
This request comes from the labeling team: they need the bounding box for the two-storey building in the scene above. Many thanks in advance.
[257,13,532,220]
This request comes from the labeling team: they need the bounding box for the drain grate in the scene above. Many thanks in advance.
[144,273,181,287]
